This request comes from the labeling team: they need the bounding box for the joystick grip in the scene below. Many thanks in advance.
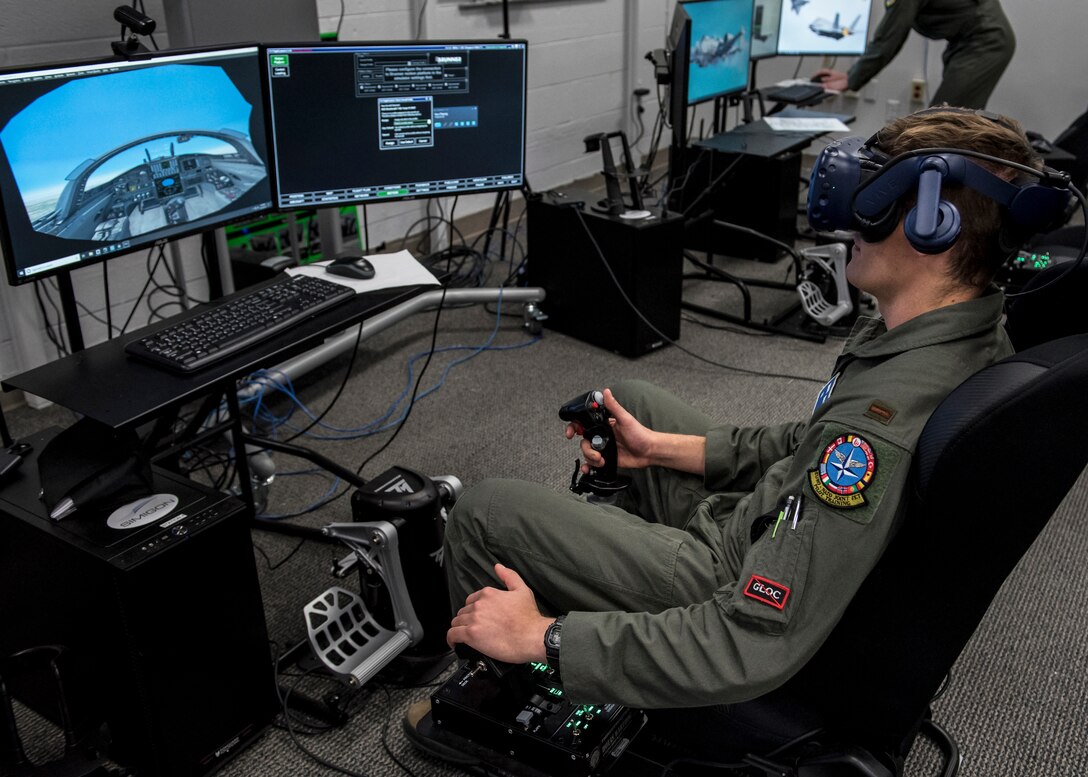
[558,390,629,497]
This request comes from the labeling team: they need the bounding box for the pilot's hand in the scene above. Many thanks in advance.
[812,68,848,92]
[447,564,551,664]
[567,388,656,473]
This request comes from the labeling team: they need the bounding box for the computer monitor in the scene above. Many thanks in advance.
[264,41,527,209]
[0,45,273,286]
[682,0,756,104]
[776,0,873,57]
[750,0,783,60]
[667,4,693,133]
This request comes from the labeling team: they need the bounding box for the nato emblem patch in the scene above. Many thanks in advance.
[808,433,877,508]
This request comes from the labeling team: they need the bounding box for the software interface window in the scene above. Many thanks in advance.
[0,46,272,282]
[266,42,527,207]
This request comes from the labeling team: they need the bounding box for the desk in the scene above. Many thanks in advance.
[2,283,425,429]
[2,282,546,515]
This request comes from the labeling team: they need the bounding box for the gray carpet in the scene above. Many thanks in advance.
[7,253,1087,776]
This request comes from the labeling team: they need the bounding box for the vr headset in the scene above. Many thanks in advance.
[807,114,1073,255]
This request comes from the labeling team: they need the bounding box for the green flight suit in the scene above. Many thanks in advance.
[847,0,1015,109]
[443,290,1011,709]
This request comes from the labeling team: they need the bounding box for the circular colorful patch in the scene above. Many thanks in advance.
[818,434,876,495]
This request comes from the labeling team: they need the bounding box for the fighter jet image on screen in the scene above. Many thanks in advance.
[691,28,747,67]
[29,130,266,242]
[791,0,810,13]
[809,12,863,39]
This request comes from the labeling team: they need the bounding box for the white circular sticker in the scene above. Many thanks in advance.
[107,493,180,530]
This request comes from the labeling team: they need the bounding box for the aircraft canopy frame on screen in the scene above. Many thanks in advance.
[0,45,274,286]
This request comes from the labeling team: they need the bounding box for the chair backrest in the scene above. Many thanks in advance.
[773,333,1088,754]
[1053,105,1088,195]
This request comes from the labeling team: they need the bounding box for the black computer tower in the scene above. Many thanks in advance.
[676,146,802,261]
[527,192,684,357]
[0,429,277,776]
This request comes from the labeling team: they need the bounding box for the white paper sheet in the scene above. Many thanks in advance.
[285,249,441,294]
[764,116,851,133]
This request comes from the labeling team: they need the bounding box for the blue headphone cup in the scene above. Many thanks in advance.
[904,200,961,253]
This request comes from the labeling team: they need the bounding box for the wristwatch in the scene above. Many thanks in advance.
[544,616,565,674]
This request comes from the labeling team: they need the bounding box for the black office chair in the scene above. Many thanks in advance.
[1052,105,1088,198]
[633,330,1088,776]
[1004,255,1088,351]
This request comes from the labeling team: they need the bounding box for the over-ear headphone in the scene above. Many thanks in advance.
[807,110,1073,255]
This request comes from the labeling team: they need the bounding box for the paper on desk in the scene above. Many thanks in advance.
[764,116,850,133]
[285,249,441,293]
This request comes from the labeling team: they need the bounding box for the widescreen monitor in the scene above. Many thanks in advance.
[0,45,273,285]
[264,41,527,209]
[750,0,783,60]
[777,0,873,57]
[683,0,756,104]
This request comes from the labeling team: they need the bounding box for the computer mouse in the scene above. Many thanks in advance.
[326,254,376,280]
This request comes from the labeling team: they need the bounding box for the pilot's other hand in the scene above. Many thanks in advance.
[812,68,848,92]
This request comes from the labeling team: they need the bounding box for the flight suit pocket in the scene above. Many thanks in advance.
[722,502,818,635]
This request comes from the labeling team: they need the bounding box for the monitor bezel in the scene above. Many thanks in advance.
[0,43,276,288]
[749,0,783,60]
[681,0,757,106]
[261,39,529,210]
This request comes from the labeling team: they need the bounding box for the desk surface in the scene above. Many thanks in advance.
[695,108,855,157]
[2,282,427,429]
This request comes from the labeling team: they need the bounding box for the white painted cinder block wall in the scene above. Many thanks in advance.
[1,0,1085,399]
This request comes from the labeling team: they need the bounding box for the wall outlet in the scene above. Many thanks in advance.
[911,78,926,103]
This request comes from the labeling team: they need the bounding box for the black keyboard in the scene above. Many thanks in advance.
[125,274,356,373]
[763,82,826,104]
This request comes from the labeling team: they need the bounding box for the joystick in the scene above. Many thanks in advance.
[558,390,631,497]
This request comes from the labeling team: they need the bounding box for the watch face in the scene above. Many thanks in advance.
[546,621,562,648]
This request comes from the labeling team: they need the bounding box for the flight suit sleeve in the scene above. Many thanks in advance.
[559,420,910,709]
[703,421,807,492]
[847,0,920,91]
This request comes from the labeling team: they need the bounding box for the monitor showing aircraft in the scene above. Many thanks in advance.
[810,12,863,39]
[683,0,756,104]
[777,0,872,56]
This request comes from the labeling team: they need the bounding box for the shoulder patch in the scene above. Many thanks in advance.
[808,433,877,509]
[811,371,840,417]
[743,575,791,610]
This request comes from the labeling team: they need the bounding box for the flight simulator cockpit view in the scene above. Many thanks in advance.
[0,47,272,281]
[30,128,266,242]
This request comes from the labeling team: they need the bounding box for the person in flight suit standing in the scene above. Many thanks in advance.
[416,108,1043,758]
[813,0,1016,109]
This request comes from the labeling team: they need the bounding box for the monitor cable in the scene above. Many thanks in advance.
[335,0,346,39]
[282,323,366,445]
[32,280,67,357]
